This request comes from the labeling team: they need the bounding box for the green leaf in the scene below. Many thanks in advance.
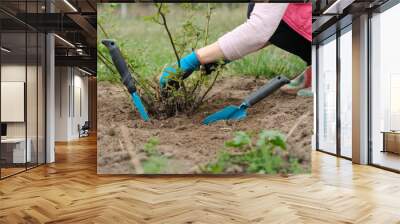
[143,137,160,156]
[288,157,303,174]
[201,129,302,174]
[258,130,286,150]
[224,131,251,149]
[142,156,167,174]
[109,3,119,8]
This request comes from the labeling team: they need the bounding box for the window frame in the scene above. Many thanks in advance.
[315,24,353,160]
[367,1,400,173]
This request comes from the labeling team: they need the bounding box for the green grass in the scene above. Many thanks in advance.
[228,46,306,79]
[97,3,307,82]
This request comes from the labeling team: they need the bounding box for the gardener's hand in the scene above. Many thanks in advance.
[159,51,201,88]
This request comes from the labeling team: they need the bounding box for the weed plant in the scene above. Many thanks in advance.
[141,137,169,174]
[201,130,303,174]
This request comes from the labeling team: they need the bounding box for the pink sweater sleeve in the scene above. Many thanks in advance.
[218,3,288,61]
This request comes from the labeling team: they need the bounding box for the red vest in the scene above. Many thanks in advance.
[282,3,312,42]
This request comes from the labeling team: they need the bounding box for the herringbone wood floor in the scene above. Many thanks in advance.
[1,135,400,224]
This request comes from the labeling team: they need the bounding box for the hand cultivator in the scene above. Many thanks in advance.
[102,39,150,121]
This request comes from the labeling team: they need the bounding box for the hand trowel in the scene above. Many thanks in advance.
[203,76,290,125]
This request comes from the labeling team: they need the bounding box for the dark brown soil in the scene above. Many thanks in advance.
[97,76,313,174]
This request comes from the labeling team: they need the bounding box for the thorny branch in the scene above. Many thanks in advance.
[204,4,212,46]
[98,22,110,39]
[156,3,181,68]
[98,51,123,82]
[190,4,214,96]
[194,65,223,111]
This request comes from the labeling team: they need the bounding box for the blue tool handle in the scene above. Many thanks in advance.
[243,75,290,107]
[101,39,136,94]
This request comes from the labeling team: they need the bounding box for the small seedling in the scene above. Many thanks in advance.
[143,137,160,156]
[141,137,169,174]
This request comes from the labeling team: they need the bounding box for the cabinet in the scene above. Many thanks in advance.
[0,138,32,165]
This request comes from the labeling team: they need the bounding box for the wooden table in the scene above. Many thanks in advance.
[382,131,400,154]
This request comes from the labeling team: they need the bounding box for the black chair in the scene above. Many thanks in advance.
[79,121,90,138]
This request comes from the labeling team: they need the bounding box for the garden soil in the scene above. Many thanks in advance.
[97,76,313,174]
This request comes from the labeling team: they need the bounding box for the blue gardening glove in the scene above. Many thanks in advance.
[160,51,201,88]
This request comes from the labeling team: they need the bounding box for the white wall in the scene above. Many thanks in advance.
[72,73,89,138]
[1,65,29,138]
[54,67,89,141]
[1,65,26,137]
[55,67,69,141]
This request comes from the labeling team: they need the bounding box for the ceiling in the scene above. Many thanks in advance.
[312,0,391,43]
[0,0,97,75]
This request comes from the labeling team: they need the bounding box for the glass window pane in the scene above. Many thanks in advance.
[318,37,337,154]
[27,0,40,169]
[371,4,400,171]
[1,31,27,177]
[27,31,38,169]
[38,33,45,165]
[1,0,46,179]
[340,29,352,158]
